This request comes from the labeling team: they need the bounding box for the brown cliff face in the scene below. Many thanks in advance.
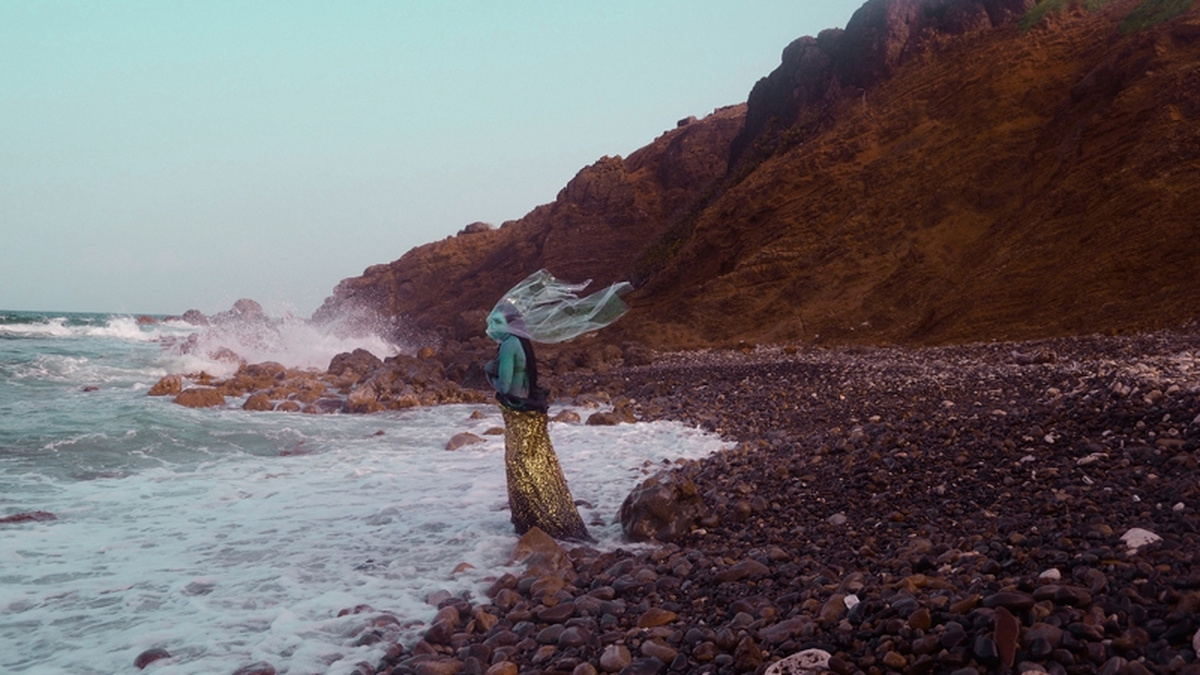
[318,0,1200,350]
[313,105,746,342]
[629,0,1200,347]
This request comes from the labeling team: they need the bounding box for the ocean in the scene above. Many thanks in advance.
[0,310,725,674]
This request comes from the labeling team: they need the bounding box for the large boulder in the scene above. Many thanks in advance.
[173,388,225,408]
[148,374,183,396]
[222,362,286,396]
[180,309,209,326]
[327,348,384,384]
[212,298,267,324]
[619,471,706,543]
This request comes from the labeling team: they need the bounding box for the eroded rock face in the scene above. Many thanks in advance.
[733,0,1035,162]
[312,105,746,343]
[619,471,706,543]
[310,1,1200,352]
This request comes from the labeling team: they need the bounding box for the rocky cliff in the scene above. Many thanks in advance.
[313,105,746,344]
[316,0,1200,350]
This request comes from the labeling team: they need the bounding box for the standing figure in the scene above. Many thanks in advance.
[484,270,632,541]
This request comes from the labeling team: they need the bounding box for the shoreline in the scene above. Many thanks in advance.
[375,328,1200,674]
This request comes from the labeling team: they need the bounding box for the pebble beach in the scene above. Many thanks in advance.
[371,328,1200,675]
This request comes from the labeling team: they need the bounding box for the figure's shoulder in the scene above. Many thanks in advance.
[498,336,524,358]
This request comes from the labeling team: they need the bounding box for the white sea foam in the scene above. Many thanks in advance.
[159,313,404,377]
[0,404,725,675]
[0,316,166,342]
[0,317,77,339]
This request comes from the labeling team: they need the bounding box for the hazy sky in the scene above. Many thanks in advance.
[1,1,857,316]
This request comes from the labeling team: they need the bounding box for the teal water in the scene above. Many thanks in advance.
[0,310,724,674]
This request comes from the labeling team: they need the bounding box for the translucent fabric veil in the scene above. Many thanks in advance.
[492,269,633,343]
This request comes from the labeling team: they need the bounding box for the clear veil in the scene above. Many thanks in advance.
[491,269,632,343]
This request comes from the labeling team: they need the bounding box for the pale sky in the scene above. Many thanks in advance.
[1,1,858,316]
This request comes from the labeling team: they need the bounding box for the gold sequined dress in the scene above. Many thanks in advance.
[501,405,590,541]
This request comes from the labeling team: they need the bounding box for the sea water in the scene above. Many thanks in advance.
[0,311,725,674]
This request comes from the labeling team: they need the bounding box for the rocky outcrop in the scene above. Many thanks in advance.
[315,0,1200,352]
[729,0,1035,163]
[312,105,747,343]
[173,388,225,408]
[147,374,183,397]
[629,0,1200,348]
[154,349,490,413]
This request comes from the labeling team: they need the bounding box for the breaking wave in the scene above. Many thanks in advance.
[158,308,407,377]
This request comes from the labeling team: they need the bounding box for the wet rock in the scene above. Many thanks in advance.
[586,411,622,426]
[446,432,486,451]
[134,648,171,669]
[599,644,631,672]
[734,636,764,672]
[231,662,276,675]
[537,603,575,624]
[995,606,1019,668]
[173,387,225,408]
[759,617,812,644]
[640,638,677,663]
[619,473,705,543]
[0,511,56,525]
[243,393,273,411]
[552,410,582,424]
[973,635,1000,666]
[559,625,591,648]
[621,657,666,675]
[635,608,677,628]
[148,374,183,396]
[415,658,465,675]
[881,651,907,669]
[424,618,456,645]
[328,348,384,383]
[181,309,209,325]
[715,559,770,583]
[983,590,1036,611]
[346,385,384,414]
[510,527,571,576]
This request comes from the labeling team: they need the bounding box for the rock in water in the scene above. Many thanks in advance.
[446,432,486,450]
[148,374,183,396]
[173,388,225,408]
[0,511,57,525]
[133,648,171,669]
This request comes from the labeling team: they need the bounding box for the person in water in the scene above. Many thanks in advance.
[484,270,632,541]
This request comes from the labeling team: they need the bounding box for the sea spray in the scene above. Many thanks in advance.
[160,308,405,377]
